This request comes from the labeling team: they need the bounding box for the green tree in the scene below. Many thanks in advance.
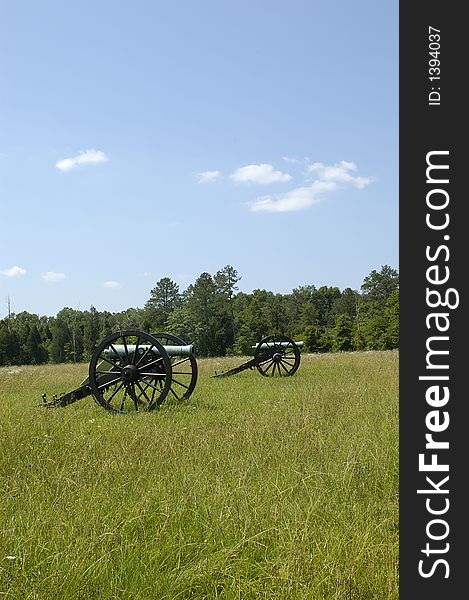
[233,290,271,351]
[287,285,317,335]
[357,266,399,350]
[317,327,333,353]
[24,324,48,364]
[184,273,229,356]
[99,311,116,339]
[312,286,342,327]
[143,277,181,331]
[38,317,53,359]
[382,289,399,349]
[214,265,241,300]
[0,320,20,365]
[362,289,399,351]
[331,314,355,352]
[49,317,72,363]
[361,265,399,302]
[265,293,289,334]
[166,304,200,345]
[4,311,53,364]
[114,308,143,330]
[303,325,321,353]
[83,306,100,360]
[332,287,359,320]
[298,300,318,332]
[214,265,241,347]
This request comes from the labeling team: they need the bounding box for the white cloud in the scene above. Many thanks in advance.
[0,266,26,277]
[248,159,374,213]
[230,163,292,184]
[197,170,221,184]
[248,181,337,213]
[282,156,309,165]
[306,160,374,189]
[193,157,373,213]
[102,280,122,289]
[41,271,65,283]
[56,149,109,172]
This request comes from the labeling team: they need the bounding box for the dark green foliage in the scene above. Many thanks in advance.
[317,327,333,353]
[183,272,233,356]
[303,325,321,353]
[49,316,72,363]
[383,289,399,348]
[312,286,342,327]
[143,277,181,331]
[114,307,143,330]
[0,265,399,365]
[232,290,272,354]
[331,314,355,352]
[356,266,400,351]
[361,265,399,302]
[24,325,48,364]
[99,311,115,339]
[214,265,241,300]
[214,265,241,347]
[332,287,359,320]
[0,321,20,365]
[83,306,100,361]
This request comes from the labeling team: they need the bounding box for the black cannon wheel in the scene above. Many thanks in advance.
[254,334,301,377]
[151,332,198,401]
[89,330,172,413]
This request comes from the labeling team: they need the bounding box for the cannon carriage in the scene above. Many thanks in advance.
[213,334,304,378]
[41,329,198,413]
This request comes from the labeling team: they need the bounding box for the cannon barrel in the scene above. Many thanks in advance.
[215,335,302,378]
[105,344,194,359]
[40,329,198,413]
[252,340,304,350]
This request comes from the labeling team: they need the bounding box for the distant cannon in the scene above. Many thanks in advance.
[213,334,303,378]
[41,330,198,413]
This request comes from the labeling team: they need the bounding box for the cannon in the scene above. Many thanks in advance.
[213,334,303,378]
[41,330,198,413]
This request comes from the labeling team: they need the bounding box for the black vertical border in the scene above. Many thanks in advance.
[400,2,466,598]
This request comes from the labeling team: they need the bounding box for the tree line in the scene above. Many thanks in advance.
[0,265,398,366]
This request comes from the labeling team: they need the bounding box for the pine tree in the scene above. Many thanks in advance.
[144,277,181,331]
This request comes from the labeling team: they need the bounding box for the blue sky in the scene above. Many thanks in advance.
[0,0,398,318]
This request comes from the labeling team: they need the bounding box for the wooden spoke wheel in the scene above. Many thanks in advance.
[88,330,172,413]
[254,334,301,377]
[151,332,198,401]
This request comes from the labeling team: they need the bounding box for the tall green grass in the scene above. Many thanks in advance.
[0,351,398,599]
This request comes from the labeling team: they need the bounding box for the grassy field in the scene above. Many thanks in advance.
[0,351,398,600]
